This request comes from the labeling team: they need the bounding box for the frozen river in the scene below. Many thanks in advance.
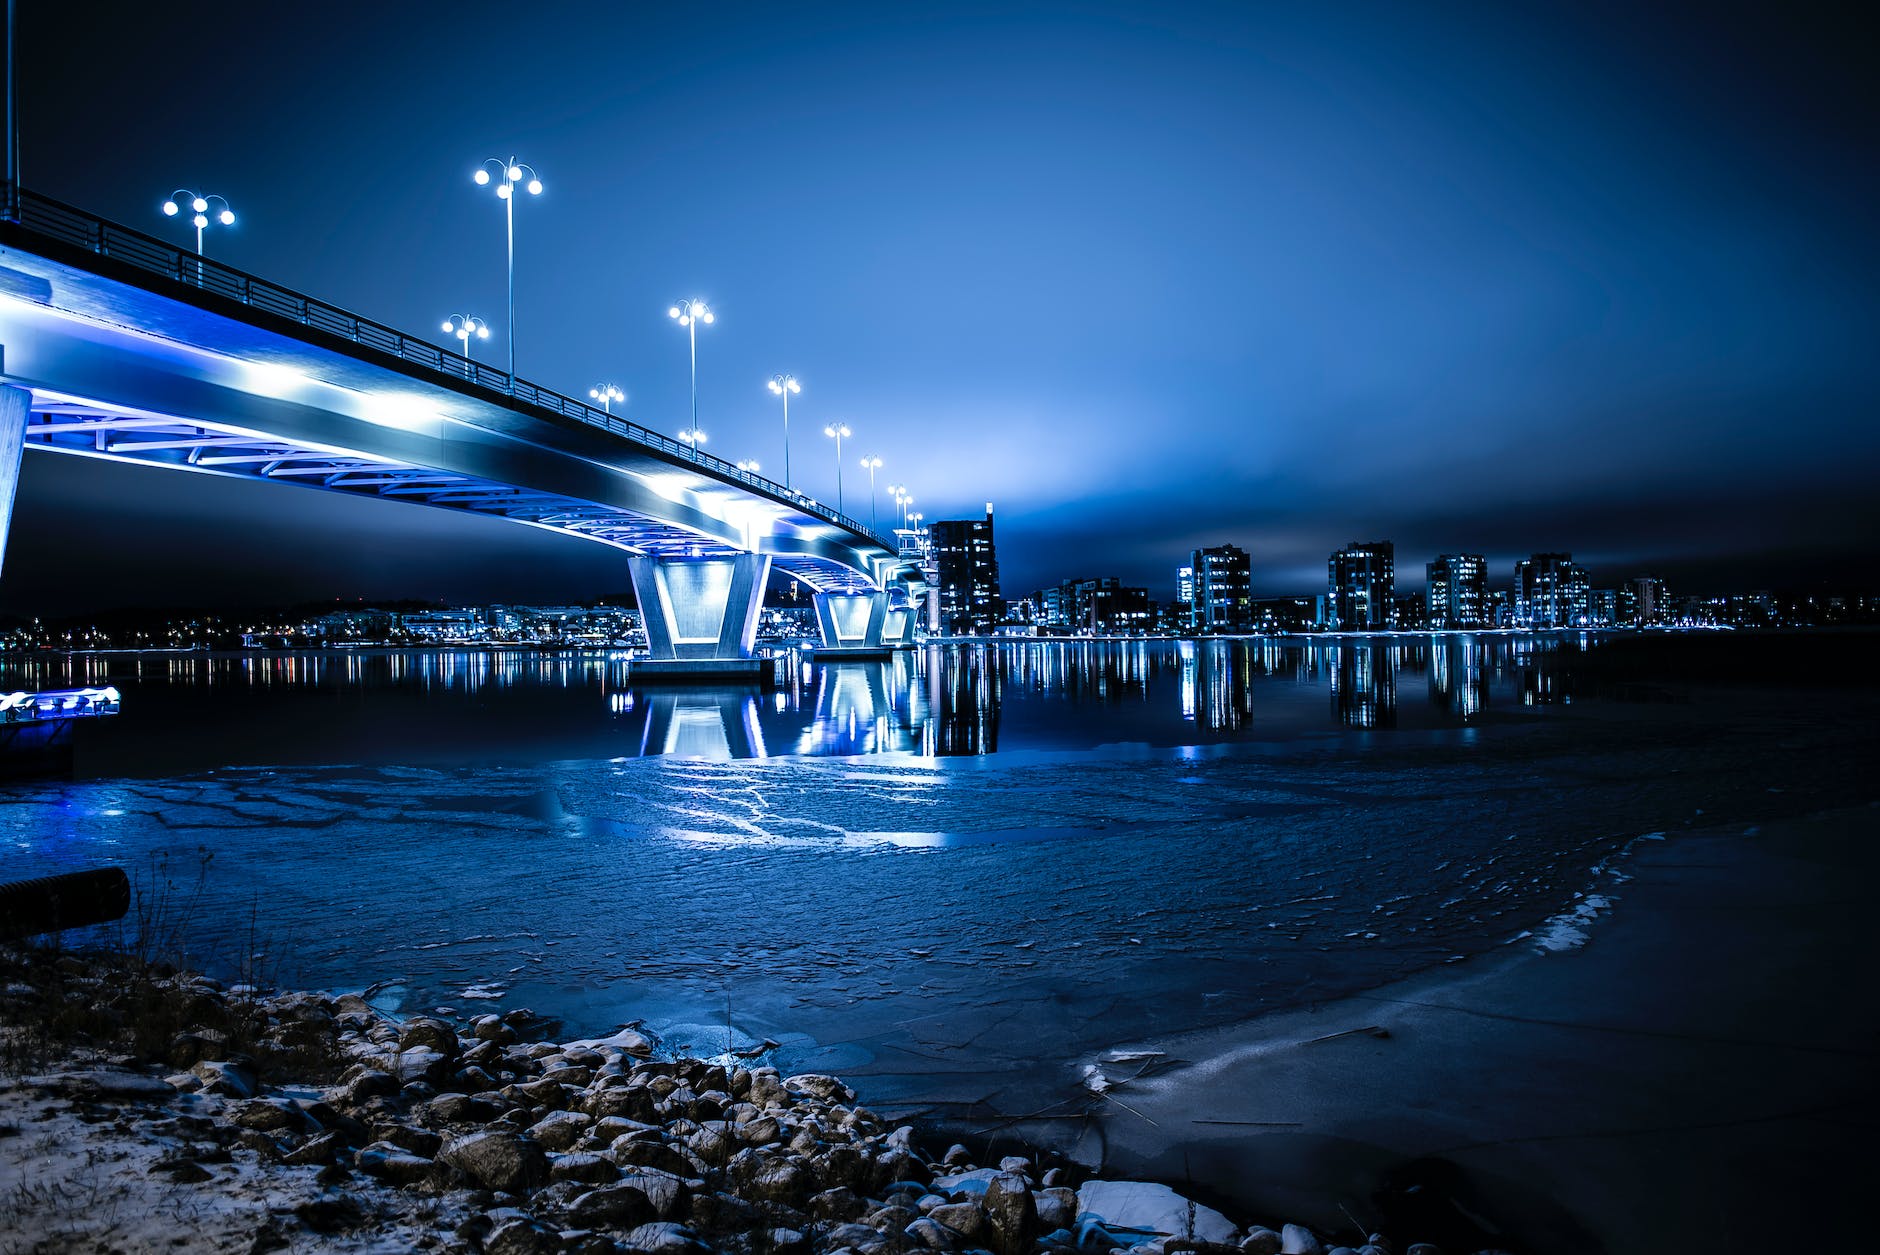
[5,635,1870,1120]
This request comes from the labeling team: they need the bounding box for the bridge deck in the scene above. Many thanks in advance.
[0,184,917,597]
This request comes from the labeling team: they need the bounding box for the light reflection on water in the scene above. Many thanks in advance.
[0,635,1591,774]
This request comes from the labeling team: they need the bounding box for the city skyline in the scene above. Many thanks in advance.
[2,2,1875,614]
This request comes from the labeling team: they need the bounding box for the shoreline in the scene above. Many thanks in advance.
[1,943,1479,1254]
[1037,802,1880,1254]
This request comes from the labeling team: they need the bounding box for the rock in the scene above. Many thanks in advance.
[283,1132,346,1167]
[294,1194,364,1233]
[550,1152,620,1185]
[784,1073,856,1103]
[373,1121,443,1158]
[1403,1247,1442,1255]
[810,1186,867,1222]
[338,1069,399,1106]
[621,1222,710,1255]
[230,1098,306,1132]
[190,1059,257,1099]
[1280,1225,1324,1255]
[439,1130,549,1194]
[426,1092,505,1124]
[983,1172,1038,1255]
[942,1144,973,1166]
[234,1128,286,1160]
[1076,1182,1238,1246]
[486,1218,560,1255]
[472,1014,518,1044]
[397,1017,461,1056]
[609,1138,700,1177]
[873,1146,930,1191]
[929,1201,989,1240]
[766,1227,809,1255]
[563,1181,658,1229]
[727,1149,810,1205]
[1037,1188,1079,1230]
[688,1189,761,1232]
[1240,1230,1282,1255]
[999,1156,1033,1176]
[168,1031,227,1069]
[907,1217,959,1249]
[152,1159,213,1183]
[1364,1241,1392,1255]
[354,1141,438,1187]
[824,1222,889,1250]
[528,1110,592,1151]
[932,1168,1001,1195]
[739,1115,785,1145]
[387,1047,451,1084]
[619,1170,692,1219]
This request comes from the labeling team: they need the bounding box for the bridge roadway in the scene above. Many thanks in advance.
[0,185,919,672]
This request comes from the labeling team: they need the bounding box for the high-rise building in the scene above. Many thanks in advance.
[1327,541,1395,630]
[929,506,1002,636]
[1631,576,1666,626]
[1175,565,1195,607]
[1188,545,1253,633]
[1425,553,1488,629]
[1513,553,1591,627]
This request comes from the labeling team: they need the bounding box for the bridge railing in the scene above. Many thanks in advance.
[0,183,902,555]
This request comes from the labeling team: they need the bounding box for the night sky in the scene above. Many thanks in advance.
[3,1,1875,614]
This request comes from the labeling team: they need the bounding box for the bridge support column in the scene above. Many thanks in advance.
[0,384,26,579]
[813,591,901,659]
[627,553,775,683]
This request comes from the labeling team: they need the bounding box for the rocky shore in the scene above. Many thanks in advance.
[0,948,1509,1255]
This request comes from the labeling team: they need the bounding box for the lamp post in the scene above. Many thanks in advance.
[588,383,625,414]
[441,314,491,360]
[471,157,543,376]
[161,190,234,256]
[823,423,851,513]
[859,455,883,530]
[736,459,761,474]
[678,427,708,451]
[767,374,800,489]
[668,299,714,438]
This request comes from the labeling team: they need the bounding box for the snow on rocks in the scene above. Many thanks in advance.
[1077,1179,1239,1244]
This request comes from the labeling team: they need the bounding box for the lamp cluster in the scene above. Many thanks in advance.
[158,163,920,540]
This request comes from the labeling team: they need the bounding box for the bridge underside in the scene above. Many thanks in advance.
[13,391,882,594]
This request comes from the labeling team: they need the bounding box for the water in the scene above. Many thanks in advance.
[3,635,1871,1117]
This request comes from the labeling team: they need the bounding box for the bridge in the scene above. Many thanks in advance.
[0,184,920,677]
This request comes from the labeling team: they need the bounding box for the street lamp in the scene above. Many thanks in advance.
[859,454,883,530]
[441,314,491,360]
[472,156,543,376]
[736,459,761,474]
[767,374,801,489]
[588,383,625,414]
[823,423,851,513]
[668,299,715,437]
[161,190,234,256]
[678,426,708,451]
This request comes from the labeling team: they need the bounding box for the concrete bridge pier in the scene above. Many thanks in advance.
[0,382,25,578]
[813,590,908,659]
[627,553,775,683]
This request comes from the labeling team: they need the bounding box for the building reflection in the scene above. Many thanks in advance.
[1428,637,1490,719]
[922,644,1000,756]
[1177,640,1256,731]
[1327,642,1398,728]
